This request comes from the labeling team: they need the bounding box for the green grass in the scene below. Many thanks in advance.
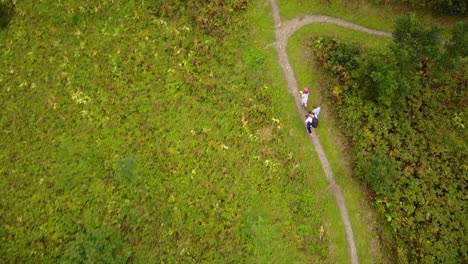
[277,0,465,33]
[273,75,352,264]
[251,2,394,262]
[278,0,399,32]
[250,2,357,262]
[245,5,334,263]
[295,24,392,49]
[251,4,336,262]
[287,24,394,263]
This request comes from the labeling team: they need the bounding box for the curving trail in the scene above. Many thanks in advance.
[268,0,392,263]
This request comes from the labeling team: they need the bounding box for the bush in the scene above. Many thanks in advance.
[61,226,130,264]
[0,0,14,29]
[356,150,400,196]
[353,14,465,108]
[313,37,362,81]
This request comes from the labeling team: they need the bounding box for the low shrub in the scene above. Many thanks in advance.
[0,0,14,29]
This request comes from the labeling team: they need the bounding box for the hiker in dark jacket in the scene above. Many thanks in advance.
[305,111,318,134]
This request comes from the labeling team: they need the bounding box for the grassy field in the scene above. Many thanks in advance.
[0,0,334,262]
[2,0,462,263]
[278,0,401,32]
[277,0,465,31]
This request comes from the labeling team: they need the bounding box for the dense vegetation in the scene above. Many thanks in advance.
[374,0,467,14]
[0,0,329,262]
[310,13,467,263]
[3,0,465,262]
[0,0,14,29]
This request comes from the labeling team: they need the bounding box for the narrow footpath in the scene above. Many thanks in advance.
[268,1,392,263]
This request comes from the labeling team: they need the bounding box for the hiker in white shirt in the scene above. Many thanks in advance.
[299,87,309,108]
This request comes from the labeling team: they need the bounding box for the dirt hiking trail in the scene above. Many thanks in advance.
[268,0,392,263]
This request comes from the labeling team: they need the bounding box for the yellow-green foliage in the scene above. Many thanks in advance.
[0,0,328,262]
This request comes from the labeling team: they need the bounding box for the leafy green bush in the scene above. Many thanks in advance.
[352,50,407,107]
[61,225,130,264]
[443,21,468,70]
[314,36,362,83]
[346,14,465,108]
[115,154,138,185]
[0,0,14,29]
[356,150,400,196]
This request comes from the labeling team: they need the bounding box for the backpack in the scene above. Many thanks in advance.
[311,116,318,128]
